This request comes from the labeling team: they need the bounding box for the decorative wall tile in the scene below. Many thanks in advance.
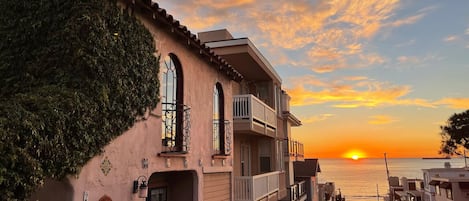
[100,157,112,176]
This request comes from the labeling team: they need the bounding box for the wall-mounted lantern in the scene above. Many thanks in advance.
[133,175,148,198]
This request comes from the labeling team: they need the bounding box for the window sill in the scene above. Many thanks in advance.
[212,154,230,159]
[158,152,188,158]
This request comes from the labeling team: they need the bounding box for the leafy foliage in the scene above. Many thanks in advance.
[440,110,469,155]
[0,0,159,199]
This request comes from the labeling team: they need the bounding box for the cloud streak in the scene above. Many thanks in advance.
[301,114,335,124]
[368,115,398,125]
[443,35,458,42]
[286,75,469,109]
[286,75,436,108]
[389,13,424,27]
[436,98,469,109]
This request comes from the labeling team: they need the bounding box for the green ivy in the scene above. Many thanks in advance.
[0,0,160,200]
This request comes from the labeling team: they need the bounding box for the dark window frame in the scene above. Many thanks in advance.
[161,53,185,153]
[213,83,226,155]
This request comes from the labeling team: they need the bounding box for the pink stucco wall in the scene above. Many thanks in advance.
[31,2,235,201]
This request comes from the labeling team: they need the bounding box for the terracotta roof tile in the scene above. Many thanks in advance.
[126,0,243,81]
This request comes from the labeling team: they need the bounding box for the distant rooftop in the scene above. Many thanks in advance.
[294,159,321,177]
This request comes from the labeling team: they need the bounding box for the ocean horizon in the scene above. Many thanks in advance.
[318,158,468,201]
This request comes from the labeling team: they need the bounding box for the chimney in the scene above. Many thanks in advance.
[198,29,234,43]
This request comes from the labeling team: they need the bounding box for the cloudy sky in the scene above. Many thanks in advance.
[157,0,469,158]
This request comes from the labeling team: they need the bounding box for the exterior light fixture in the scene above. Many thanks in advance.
[133,175,148,198]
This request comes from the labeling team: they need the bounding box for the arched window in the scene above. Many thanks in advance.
[161,54,187,152]
[213,83,226,155]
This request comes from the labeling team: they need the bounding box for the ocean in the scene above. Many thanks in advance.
[318,158,468,201]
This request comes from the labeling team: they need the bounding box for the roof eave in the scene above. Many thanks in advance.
[126,0,243,82]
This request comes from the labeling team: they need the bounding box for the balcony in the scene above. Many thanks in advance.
[234,171,280,201]
[212,120,232,155]
[233,94,277,137]
[287,181,307,201]
[161,103,191,153]
[284,139,304,162]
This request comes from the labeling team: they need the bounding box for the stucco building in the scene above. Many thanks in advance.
[32,0,241,200]
[199,29,306,201]
[30,1,308,201]
[422,163,469,201]
[388,176,424,201]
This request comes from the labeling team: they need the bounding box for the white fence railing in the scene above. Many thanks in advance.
[234,171,280,201]
[288,180,307,201]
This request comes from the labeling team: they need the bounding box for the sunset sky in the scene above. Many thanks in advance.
[157,0,469,158]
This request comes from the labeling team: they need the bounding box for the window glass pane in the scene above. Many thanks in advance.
[162,55,177,148]
[213,85,221,153]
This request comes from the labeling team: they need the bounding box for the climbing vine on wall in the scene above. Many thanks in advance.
[0,0,160,199]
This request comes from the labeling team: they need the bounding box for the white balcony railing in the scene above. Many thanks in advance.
[233,94,277,135]
[234,171,280,201]
[287,180,307,201]
[284,139,304,161]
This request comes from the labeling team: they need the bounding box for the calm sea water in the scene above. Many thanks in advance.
[318,158,467,201]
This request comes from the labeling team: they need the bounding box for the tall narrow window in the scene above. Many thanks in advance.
[161,54,187,152]
[213,83,225,155]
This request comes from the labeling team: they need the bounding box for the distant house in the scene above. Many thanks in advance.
[318,182,336,201]
[388,176,424,201]
[423,163,469,201]
[294,159,322,201]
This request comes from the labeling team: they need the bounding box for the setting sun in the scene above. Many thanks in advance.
[343,150,366,160]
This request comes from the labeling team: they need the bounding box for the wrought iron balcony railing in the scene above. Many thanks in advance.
[161,103,191,153]
[213,120,232,155]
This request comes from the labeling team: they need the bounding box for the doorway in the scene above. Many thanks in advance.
[240,144,251,176]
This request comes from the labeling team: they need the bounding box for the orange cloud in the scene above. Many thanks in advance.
[311,64,343,74]
[368,115,398,125]
[344,76,368,81]
[346,43,363,54]
[332,0,399,38]
[308,47,342,60]
[287,76,436,108]
[183,15,224,29]
[436,98,469,109]
[301,114,335,124]
[159,0,404,73]
[197,0,254,9]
